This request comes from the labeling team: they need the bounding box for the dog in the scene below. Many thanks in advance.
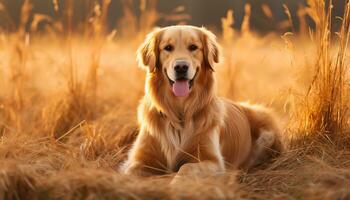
[121,25,284,178]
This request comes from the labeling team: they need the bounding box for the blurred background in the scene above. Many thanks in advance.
[0,1,349,199]
[0,0,348,36]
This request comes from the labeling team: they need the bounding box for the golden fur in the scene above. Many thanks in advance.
[121,25,284,178]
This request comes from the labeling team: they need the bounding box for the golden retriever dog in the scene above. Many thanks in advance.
[121,25,284,179]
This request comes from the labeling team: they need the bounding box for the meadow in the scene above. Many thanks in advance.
[0,0,350,199]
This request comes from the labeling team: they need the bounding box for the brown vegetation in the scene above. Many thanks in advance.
[0,0,349,199]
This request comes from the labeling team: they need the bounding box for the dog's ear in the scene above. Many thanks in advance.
[137,28,161,72]
[200,27,220,71]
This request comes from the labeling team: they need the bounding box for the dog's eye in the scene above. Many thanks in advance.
[188,44,198,51]
[164,44,174,52]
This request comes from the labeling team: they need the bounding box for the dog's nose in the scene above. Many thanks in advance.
[174,64,188,73]
[174,61,189,79]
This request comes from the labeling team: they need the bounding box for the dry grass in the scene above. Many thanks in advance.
[291,0,350,138]
[0,0,350,199]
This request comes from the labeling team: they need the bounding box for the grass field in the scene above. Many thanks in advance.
[0,0,350,199]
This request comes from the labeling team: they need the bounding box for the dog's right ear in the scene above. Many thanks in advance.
[137,28,161,72]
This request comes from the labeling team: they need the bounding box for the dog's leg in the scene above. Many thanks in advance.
[239,104,285,169]
[243,129,278,169]
[121,131,168,176]
[171,131,225,184]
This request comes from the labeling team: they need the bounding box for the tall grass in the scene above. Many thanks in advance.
[241,4,251,37]
[42,0,114,139]
[85,0,111,116]
[2,0,32,131]
[221,10,236,99]
[292,0,350,139]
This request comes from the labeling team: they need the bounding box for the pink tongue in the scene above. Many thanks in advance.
[172,80,190,97]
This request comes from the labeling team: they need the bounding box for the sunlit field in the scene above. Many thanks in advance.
[0,0,350,199]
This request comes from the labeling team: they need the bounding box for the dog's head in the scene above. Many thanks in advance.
[137,25,220,98]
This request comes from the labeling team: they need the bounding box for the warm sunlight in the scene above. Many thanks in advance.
[0,0,349,199]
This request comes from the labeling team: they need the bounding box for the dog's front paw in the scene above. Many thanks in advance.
[171,162,224,185]
[170,163,199,185]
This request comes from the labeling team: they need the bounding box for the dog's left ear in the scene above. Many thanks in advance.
[137,28,161,72]
[200,27,220,71]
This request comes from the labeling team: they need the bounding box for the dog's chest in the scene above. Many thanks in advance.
[161,122,194,171]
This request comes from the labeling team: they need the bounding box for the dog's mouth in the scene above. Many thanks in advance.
[165,68,199,97]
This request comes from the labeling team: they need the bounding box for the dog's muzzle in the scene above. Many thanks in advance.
[165,60,198,97]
